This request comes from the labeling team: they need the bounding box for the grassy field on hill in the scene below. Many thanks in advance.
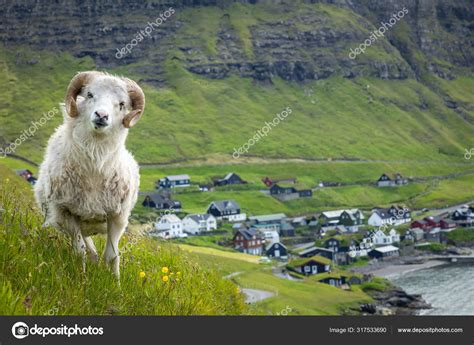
[135,160,473,217]
[233,269,371,315]
[0,166,245,315]
[187,250,372,315]
[1,47,473,164]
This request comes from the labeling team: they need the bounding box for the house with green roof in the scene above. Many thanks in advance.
[287,255,331,275]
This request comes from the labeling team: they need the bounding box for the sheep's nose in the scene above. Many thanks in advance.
[94,111,109,121]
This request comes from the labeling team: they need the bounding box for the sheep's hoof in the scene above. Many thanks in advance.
[89,252,99,263]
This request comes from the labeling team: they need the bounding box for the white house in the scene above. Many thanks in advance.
[261,229,280,244]
[182,214,217,235]
[153,214,185,239]
[371,229,400,246]
[368,205,411,227]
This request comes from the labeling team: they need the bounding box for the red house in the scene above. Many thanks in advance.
[411,216,457,232]
[410,220,429,230]
[233,228,263,255]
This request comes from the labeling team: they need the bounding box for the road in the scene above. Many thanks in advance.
[241,288,276,304]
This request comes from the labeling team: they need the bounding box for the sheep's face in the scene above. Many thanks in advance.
[77,76,129,133]
[65,72,145,137]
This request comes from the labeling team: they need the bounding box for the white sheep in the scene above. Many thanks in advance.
[34,71,145,279]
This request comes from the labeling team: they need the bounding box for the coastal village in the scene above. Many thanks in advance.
[15,167,474,313]
[137,171,474,295]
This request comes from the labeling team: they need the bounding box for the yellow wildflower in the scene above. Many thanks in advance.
[162,267,169,274]
[162,275,169,283]
[139,271,146,278]
[176,271,181,276]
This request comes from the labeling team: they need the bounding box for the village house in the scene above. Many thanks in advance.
[451,205,474,227]
[261,229,280,243]
[280,222,296,237]
[248,213,287,232]
[368,229,400,246]
[348,245,369,259]
[207,200,246,222]
[152,214,185,239]
[405,228,425,242]
[368,205,411,227]
[317,274,347,288]
[182,214,217,235]
[269,183,312,201]
[266,242,288,260]
[411,216,457,232]
[298,246,335,261]
[290,216,308,227]
[233,228,263,255]
[376,173,408,187]
[142,194,182,210]
[323,238,353,265]
[287,256,331,275]
[157,174,191,189]
[16,169,37,185]
[425,228,442,243]
[319,209,364,232]
[368,245,400,260]
[213,172,246,186]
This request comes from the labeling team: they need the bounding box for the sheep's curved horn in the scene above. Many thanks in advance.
[65,71,98,117]
[123,79,145,128]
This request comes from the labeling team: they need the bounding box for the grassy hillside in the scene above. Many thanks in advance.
[0,166,245,315]
[0,49,473,164]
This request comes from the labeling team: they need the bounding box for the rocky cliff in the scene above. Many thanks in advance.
[0,0,472,85]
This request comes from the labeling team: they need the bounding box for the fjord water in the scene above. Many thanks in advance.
[392,263,474,315]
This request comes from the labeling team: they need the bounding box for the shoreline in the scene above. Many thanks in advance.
[350,258,448,279]
[368,260,447,279]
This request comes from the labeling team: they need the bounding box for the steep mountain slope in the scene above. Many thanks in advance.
[0,0,472,163]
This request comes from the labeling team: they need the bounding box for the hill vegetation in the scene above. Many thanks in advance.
[0,166,245,315]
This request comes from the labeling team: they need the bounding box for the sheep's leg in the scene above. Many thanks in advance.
[104,216,127,280]
[72,231,87,272]
[84,236,99,263]
[57,210,87,271]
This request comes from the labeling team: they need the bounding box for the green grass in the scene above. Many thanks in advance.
[446,228,474,245]
[136,161,474,217]
[1,48,473,164]
[176,244,261,264]
[0,167,246,315]
[410,174,474,208]
[233,270,371,315]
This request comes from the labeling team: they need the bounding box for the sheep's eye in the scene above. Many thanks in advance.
[119,102,125,110]
[87,92,94,99]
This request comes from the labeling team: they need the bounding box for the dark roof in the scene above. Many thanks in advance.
[144,194,171,204]
[266,241,288,251]
[372,206,408,220]
[210,200,240,212]
[237,228,259,240]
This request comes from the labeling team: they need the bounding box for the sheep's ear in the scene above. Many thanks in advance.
[65,71,99,117]
[123,78,145,128]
